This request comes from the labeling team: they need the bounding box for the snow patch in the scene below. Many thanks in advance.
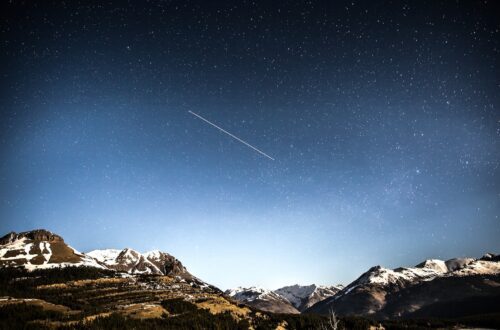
[39,242,52,263]
[87,249,121,265]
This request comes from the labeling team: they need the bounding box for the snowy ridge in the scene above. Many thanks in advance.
[274,284,316,308]
[226,284,344,313]
[0,230,189,277]
[416,259,448,273]
[225,286,301,313]
[88,248,164,275]
[226,286,287,303]
[274,284,343,311]
[87,249,121,265]
[354,264,441,286]
[307,254,500,317]
[450,258,500,276]
[335,256,500,300]
[144,250,163,259]
[86,248,190,277]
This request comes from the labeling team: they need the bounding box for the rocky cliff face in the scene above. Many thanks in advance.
[0,230,63,245]
[144,250,187,276]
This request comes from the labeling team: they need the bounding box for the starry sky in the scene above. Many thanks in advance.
[1,1,499,290]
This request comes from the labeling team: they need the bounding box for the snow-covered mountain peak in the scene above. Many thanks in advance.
[0,230,104,270]
[444,257,474,271]
[415,259,448,272]
[307,255,500,317]
[356,265,396,285]
[87,249,121,265]
[450,258,500,276]
[225,286,300,314]
[319,284,345,291]
[226,284,343,313]
[226,286,285,302]
[415,257,476,273]
[117,248,142,265]
[144,249,163,259]
[351,263,444,288]
[86,247,189,276]
[274,284,342,311]
[274,284,316,305]
[227,286,269,297]
[331,255,500,308]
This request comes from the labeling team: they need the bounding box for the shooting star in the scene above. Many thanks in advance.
[188,110,275,161]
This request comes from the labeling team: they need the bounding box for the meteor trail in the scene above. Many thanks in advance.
[188,110,275,161]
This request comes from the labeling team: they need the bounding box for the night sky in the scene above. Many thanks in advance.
[1,1,499,289]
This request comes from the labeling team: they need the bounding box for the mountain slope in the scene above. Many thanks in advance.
[306,255,500,319]
[144,250,188,276]
[87,249,188,275]
[274,284,343,311]
[0,229,215,292]
[87,248,164,275]
[225,284,343,314]
[0,230,104,270]
[225,287,300,314]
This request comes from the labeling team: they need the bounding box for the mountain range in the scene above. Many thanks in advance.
[305,255,500,319]
[0,229,339,314]
[87,248,187,277]
[226,284,344,314]
[0,229,212,290]
[1,229,499,324]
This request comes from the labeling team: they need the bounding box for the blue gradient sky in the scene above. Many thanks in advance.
[1,1,499,289]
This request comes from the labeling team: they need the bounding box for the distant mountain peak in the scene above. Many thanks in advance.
[480,253,500,261]
[226,286,273,300]
[226,284,342,313]
[306,254,500,318]
[415,259,448,272]
[225,286,299,314]
[274,284,342,311]
[144,249,162,258]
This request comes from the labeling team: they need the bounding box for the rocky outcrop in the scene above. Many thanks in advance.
[0,230,64,245]
[145,250,187,276]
